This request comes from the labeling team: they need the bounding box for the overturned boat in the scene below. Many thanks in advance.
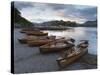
[56,40,88,68]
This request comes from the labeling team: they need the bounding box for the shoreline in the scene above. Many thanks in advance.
[13,28,97,74]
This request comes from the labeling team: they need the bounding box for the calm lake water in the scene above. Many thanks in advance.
[44,27,97,55]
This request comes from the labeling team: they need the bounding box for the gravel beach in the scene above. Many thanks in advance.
[14,28,97,74]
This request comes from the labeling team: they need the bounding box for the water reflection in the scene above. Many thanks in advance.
[43,27,97,55]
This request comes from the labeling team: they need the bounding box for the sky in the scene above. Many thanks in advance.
[14,1,97,24]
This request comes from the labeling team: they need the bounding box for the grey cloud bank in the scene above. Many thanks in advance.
[14,1,97,23]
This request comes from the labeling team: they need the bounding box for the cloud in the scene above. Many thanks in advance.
[78,7,97,20]
[14,1,34,10]
[14,1,97,23]
[47,4,67,10]
[58,6,97,22]
[55,11,65,17]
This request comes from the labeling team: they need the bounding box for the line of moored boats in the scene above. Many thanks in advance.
[18,28,89,69]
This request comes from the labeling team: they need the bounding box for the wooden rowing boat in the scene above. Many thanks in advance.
[27,35,55,40]
[56,40,88,68]
[18,35,38,44]
[20,28,40,33]
[26,31,48,36]
[39,38,75,53]
[18,35,56,44]
[27,39,54,46]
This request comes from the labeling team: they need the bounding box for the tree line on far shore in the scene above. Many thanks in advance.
[40,20,97,27]
[11,2,33,28]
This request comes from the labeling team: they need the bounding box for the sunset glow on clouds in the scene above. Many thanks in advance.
[14,1,97,23]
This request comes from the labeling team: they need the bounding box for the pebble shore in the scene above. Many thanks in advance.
[14,28,97,74]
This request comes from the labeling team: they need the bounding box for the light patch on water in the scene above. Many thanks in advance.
[43,27,86,39]
[43,27,97,55]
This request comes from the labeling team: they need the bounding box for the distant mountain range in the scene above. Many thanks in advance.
[34,20,97,27]
[79,20,97,27]
[12,2,97,28]
[33,20,77,27]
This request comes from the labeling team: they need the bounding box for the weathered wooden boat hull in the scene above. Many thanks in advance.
[20,30,34,33]
[39,40,74,53]
[26,32,48,36]
[56,48,88,68]
[19,27,41,33]
[20,30,41,33]
[20,28,33,33]
[27,40,53,47]
[18,35,56,45]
